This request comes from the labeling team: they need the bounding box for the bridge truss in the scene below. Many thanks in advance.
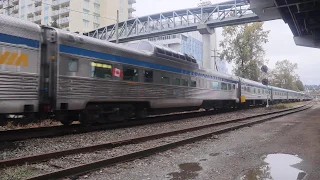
[84,1,260,43]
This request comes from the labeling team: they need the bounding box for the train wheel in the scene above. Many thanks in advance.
[56,111,72,126]
[135,108,147,119]
[80,106,103,125]
[108,113,125,122]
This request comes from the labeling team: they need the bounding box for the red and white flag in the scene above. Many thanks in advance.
[112,68,122,78]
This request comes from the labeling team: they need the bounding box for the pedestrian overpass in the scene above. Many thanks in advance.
[84,0,258,43]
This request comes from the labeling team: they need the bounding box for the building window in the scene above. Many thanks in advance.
[190,80,196,87]
[182,79,188,86]
[123,66,139,82]
[44,16,49,25]
[68,58,78,72]
[172,78,180,86]
[83,0,90,9]
[44,7,49,16]
[161,77,170,84]
[144,70,153,83]
[83,9,89,20]
[212,81,219,90]
[91,62,112,79]
[94,4,100,13]
[83,20,89,28]
[93,23,99,29]
[221,83,228,90]
[93,14,99,23]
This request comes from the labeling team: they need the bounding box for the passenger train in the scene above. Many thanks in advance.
[0,15,312,125]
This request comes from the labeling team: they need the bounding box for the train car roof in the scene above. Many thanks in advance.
[126,41,199,67]
[240,78,269,89]
[0,14,41,45]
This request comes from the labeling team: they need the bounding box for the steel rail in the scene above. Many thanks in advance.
[0,105,268,142]
[0,109,224,142]
[24,105,312,180]
[0,104,310,169]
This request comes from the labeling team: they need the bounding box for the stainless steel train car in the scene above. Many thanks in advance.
[0,15,312,125]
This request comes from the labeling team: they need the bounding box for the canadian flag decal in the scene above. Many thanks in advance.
[112,68,122,78]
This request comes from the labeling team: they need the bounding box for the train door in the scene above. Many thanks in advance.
[39,27,58,114]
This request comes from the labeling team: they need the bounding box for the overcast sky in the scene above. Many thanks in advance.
[134,0,320,85]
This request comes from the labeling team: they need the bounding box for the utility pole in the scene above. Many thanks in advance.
[115,10,119,44]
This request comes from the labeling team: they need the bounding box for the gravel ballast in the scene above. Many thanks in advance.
[0,102,305,161]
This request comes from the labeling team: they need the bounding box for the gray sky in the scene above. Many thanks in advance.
[135,0,320,85]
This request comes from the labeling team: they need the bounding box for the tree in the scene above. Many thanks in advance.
[50,20,60,28]
[219,22,270,81]
[295,79,305,91]
[270,60,304,91]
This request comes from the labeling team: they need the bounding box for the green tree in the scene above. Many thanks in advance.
[219,22,270,81]
[295,79,305,91]
[270,60,304,91]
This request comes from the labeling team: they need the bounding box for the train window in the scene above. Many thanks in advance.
[190,81,196,87]
[221,83,228,90]
[212,81,219,90]
[161,76,170,84]
[227,84,231,90]
[182,79,188,86]
[91,62,112,79]
[123,66,139,82]
[172,78,180,86]
[232,84,235,90]
[68,58,78,72]
[144,70,153,83]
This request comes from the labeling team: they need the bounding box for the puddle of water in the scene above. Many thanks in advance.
[240,154,306,180]
[166,162,202,180]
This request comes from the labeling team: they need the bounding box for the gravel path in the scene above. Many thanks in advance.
[0,102,305,161]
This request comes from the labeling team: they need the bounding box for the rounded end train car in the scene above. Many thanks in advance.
[0,15,312,125]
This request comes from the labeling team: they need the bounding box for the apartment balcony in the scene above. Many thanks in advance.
[51,8,70,18]
[12,13,19,18]
[34,6,42,14]
[33,15,41,23]
[128,13,135,19]
[128,4,136,12]
[34,0,42,5]
[27,12,34,17]
[128,0,136,4]
[52,0,70,8]
[57,17,69,25]
[11,0,19,5]
[12,5,19,13]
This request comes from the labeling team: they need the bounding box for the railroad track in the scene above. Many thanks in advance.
[0,107,250,142]
[0,104,312,180]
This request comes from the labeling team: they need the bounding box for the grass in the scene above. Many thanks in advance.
[0,165,35,180]
[273,102,302,109]
[3,119,62,130]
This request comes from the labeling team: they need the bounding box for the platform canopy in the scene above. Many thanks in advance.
[250,0,320,48]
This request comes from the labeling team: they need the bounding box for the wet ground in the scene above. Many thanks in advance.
[83,102,320,180]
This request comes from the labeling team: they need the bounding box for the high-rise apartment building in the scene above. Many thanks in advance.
[0,0,136,32]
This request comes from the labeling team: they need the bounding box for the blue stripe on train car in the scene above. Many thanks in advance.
[59,44,239,84]
[0,33,40,49]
